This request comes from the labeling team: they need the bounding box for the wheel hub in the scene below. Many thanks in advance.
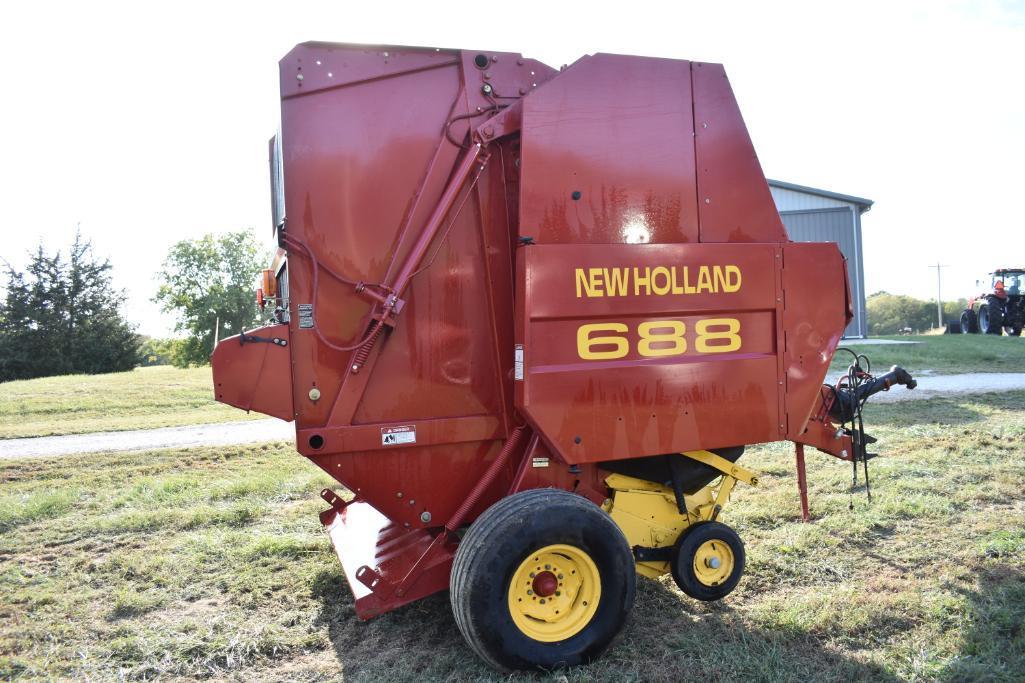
[531,570,559,597]
[507,544,601,642]
[692,539,735,587]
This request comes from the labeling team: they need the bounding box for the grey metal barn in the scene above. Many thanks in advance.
[769,180,872,338]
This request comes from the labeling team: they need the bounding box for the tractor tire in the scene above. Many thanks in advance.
[978,303,1003,335]
[1007,327,1023,337]
[670,521,745,601]
[960,310,978,334]
[450,488,635,671]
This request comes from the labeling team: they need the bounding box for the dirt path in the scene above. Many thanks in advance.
[868,372,1025,402]
[0,418,293,460]
[2,373,1024,460]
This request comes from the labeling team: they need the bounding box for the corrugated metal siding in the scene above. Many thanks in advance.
[770,186,849,212]
[780,208,866,338]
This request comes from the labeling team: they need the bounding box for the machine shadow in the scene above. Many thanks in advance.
[311,568,900,682]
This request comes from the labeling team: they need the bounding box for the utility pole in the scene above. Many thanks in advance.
[928,263,948,329]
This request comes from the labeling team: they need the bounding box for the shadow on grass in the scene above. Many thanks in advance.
[940,565,1025,682]
[311,569,900,682]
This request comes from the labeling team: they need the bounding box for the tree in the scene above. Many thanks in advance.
[137,336,175,366]
[866,291,962,335]
[0,231,140,382]
[154,231,265,367]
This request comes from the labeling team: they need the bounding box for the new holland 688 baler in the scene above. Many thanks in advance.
[211,43,915,670]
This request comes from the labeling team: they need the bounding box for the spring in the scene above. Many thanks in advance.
[349,322,383,374]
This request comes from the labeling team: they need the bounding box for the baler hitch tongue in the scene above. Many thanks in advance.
[828,363,917,423]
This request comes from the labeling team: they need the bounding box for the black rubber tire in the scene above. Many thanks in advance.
[979,303,1002,335]
[960,310,978,334]
[1005,326,1022,337]
[671,521,745,602]
[450,488,635,671]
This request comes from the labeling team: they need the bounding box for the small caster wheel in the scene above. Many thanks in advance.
[670,521,745,601]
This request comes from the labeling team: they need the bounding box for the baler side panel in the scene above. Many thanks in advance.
[516,243,784,465]
[276,44,548,531]
[518,54,700,245]
[782,242,850,437]
[692,62,788,244]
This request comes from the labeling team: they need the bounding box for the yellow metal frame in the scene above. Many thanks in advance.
[603,450,758,578]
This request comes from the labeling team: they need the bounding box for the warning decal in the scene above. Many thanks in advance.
[514,344,524,381]
[298,303,314,329]
[381,425,416,446]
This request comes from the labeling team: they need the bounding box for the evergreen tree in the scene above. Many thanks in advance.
[0,231,140,381]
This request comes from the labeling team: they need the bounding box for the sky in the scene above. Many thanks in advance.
[1,0,1023,337]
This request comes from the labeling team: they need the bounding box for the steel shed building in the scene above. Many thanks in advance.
[769,180,872,338]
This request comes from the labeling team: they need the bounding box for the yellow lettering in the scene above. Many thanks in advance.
[683,266,696,294]
[577,323,629,360]
[634,267,651,296]
[588,267,604,297]
[651,267,672,295]
[638,321,687,357]
[604,267,629,297]
[695,318,742,353]
[575,268,591,298]
[671,267,684,294]
[697,266,713,293]
[724,265,742,292]
[712,266,727,292]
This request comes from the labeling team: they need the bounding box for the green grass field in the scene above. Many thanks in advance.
[1,393,1022,681]
[0,366,264,439]
[828,334,1025,377]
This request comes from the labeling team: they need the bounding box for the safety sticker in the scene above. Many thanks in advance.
[514,344,524,380]
[532,457,549,468]
[381,425,416,446]
[298,303,314,329]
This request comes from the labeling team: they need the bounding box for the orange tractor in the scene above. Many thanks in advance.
[211,42,915,670]
[961,268,1025,336]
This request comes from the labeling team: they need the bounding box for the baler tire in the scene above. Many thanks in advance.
[960,310,978,334]
[450,488,635,671]
[671,521,745,602]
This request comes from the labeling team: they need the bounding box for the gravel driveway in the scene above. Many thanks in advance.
[2,372,1024,460]
[0,418,293,460]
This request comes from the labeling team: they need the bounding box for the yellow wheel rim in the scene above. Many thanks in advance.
[692,539,735,586]
[507,544,601,642]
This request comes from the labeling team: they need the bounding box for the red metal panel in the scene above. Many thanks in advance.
[210,325,293,422]
[692,62,788,244]
[323,501,454,619]
[516,243,783,464]
[782,242,850,437]
[519,54,700,245]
